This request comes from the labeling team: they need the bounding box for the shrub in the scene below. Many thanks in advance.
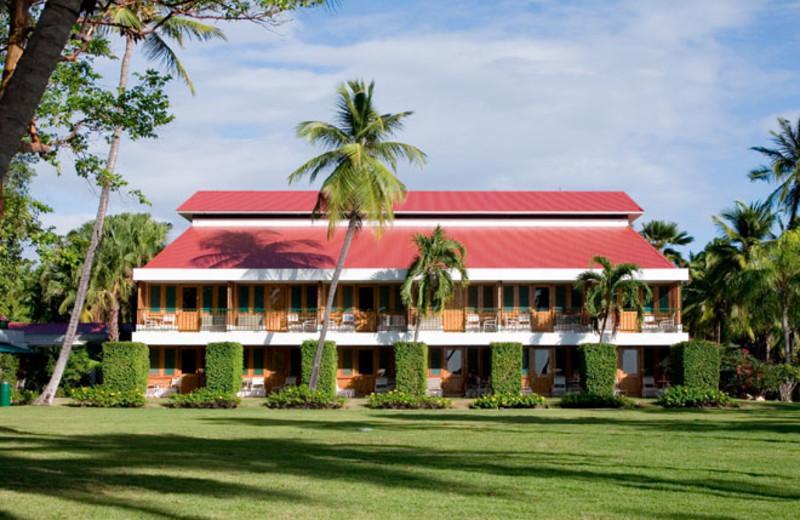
[366,390,452,409]
[721,348,767,398]
[102,342,149,393]
[206,342,243,394]
[301,340,337,396]
[656,385,733,408]
[578,343,617,397]
[471,392,548,409]
[20,344,100,392]
[264,385,345,409]
[490,342,522,395]
[69,386,145,408]
[394,342,427,397]
[763,364,800,402]
[560,391,636,409]
[11,388,39,406]
[0,353,20,384]
[166,388,240,409]
[671,340,720,390]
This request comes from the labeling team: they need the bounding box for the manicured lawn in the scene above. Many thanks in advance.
[1,400,799,520]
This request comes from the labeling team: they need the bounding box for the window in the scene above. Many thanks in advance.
[342,286,354,311]
[534,287,550,310]
[149,349,159,376]
[341,348,354,376]
[254,286,265,312]
[522,348,530,376]
[253,348,265,375]
[644,287,654,312]
[379,286,390,311]
[217,286,228,310]
[182,287,197,311]
[445,348,463,375]
[238,286,250,313]
[534,349,550,375]
[306,286,318,311]
[267,287,283,309]
[394,285,405,310]
[430,347,442,376]
[622,349,638,375]
[503,286,514,312]
[165,286,176,312]
[555,286,566,311]
[150,285,161,312]
[291,286,302,311]
[359,287,375,311]
[519,286,530,311]
[358,349,374,375]
[164,348,176,375]
[483,286,496,309]
[570,287,582,312]
[467,286,479,310]
[202,286,214,312]
[658,286,670,311]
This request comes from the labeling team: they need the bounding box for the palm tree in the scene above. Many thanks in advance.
[712,200,775,262]
[401,226,469,342]
[639,220,693,267]
[749,117,800,228]
[35,15,222,406]
[575,255,652,340]
[288,79,426,390]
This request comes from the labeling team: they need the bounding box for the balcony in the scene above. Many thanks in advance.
[137,307,681,334]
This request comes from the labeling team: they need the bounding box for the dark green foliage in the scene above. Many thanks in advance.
[11,388,39,405]
[559,391,636,409]
[671,341,720,389]
[366,390,452,409]
[490,342,522,395]
[102,342,149,393]
[300,340,337,396]
[471,392,548,409]
[393,342,428,397]
[18,344,99,392]
[578,343,618,397]
[656,386,733,408]
[0,353,20,383]
[264,386,345,409]
[205,342,243,394]
[69,386,145,408]
[166,388,240,409]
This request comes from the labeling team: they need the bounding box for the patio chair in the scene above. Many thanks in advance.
[250,377,266,397]
[161,314,176,330]
[287,313,302,331]
[237,378,252,397]
[641,376,660,398]
[517,313,531,331]
[427,378,443,397]
[302,316,318,332]
[145,384,161,398]
[478,378,492,396]
[465,313,480,332]
[276,376,298,392]
[642,314,657,332]
[336,382,355,398]
[551,376,567,397]
[614,381,627,397]
[374,377,391,394]
[521,386,533,395]
[341,313,356,331]
[482,315,498,332]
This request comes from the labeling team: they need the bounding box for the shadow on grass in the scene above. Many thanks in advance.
[2,408,799,520]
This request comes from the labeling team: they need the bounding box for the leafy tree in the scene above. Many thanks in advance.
[639,220,693,267]
[749,117,800,228]
[289,79,426,389]
[401,226,469,342]
[575,255,652,339]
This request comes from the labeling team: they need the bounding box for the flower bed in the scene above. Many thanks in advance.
[366,390,452,409]
[559,391,636,409]
[166,388,241,409]
[656,386,733,408]
[264,385,345,409]
[470,392,548,409]
[70,386,145,408]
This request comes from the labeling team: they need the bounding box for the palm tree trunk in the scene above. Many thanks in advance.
[107,297,120,342]
[782,306,791,363]
[0,0,82,188]
[413,311,421,343]
[34,34,134,406]
[308,214,358,390]
[599,311,608,342]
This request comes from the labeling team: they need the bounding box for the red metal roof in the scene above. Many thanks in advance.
[8,323,108,334]
[177,191,643,216]
[144,225,674,270]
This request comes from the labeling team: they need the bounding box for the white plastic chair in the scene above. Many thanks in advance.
[642,376,660,398]
[237,378,252,397]
[517,313,531,331]
[465,314,480,332]
[427,378,443,397]
[551,376,567,397]
[374,377,391,394]
[482,315,498,332]
[250,377,266,397]
[341,313,356,331]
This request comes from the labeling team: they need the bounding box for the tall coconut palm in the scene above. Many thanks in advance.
[575,255,652,340]
[639,220,694,267]
[712,200,775,262]
[749,117,800,228]
[289,79,426,390]
[401,226,469,343]
[35,15,223,406]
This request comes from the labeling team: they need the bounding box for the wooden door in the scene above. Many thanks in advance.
[442,348,465,396]
[529,348,554,395]
[179,286,200,331]
[617,347,641,396]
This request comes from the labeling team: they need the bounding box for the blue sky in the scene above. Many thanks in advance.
[32,0,800,256]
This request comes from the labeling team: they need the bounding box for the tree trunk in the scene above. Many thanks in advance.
[308,215,358,390]
[0,0,33,96]
[0,0,83,187]
[107,297,120,342]
[782,305,791,364]
[413,309,421,343]
[34,34,134,405]
[599,309,608,342]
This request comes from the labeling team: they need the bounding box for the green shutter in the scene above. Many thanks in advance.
[342,286,353,311]
[242,348,248,375]
[149,349,160,376]
[430,347,442,375]
[394,285,405,310]
[468,286,479,310]
[291,286,302,311]
[379,286,390,312]
[254,286,265,312]
[555,286,566,311]
[150,285,161,312]
[519,286,530,311]
[165,286,176,312]
[306,286,318,312]
[254,348,264,375]
[658,286,670,311]
[238,286,250,313]
[522,348,530,376]
[570,287,582,312]
[217,286,228,311]
[342,349,353,376]
[164,348,176,375]
[202,286,213,312]
[645,288,654,312]
[503,286,514,312]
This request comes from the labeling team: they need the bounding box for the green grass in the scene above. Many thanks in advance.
[1,400,799,519]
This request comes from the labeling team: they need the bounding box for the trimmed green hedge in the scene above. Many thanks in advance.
[0,353,20,384]
[206,342,243,394]
[69,386,145,408]
[471,392,548,409]
[656,386,732,408]
[671,341,721,390]
[366,390,452,409]
[102,342,149,393]
[166,388,240,409]
[490,342,522,395]
[301,340,337,396]
[394,342,427,397]
[578,343,617,397]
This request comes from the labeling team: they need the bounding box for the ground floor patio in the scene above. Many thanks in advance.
[147,344,673,397]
